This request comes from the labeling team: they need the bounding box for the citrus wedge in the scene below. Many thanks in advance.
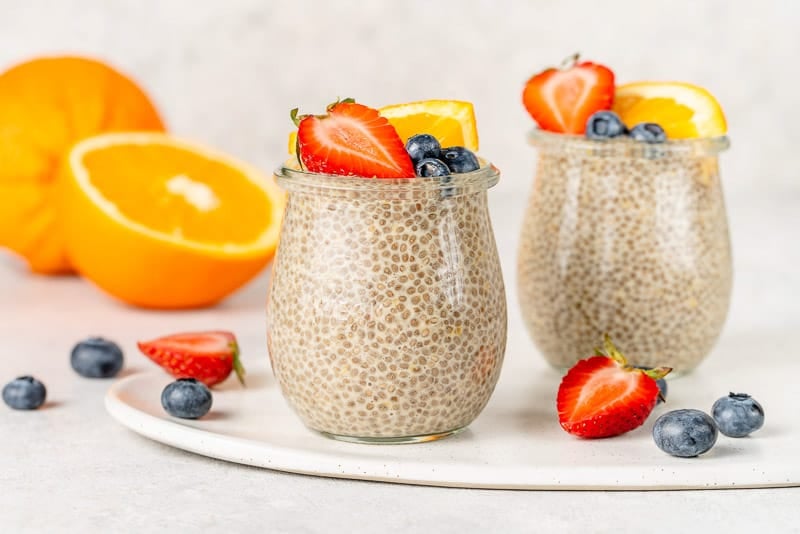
[60,132,285,309]
[288,99,479,155]
[612,82,727,139]
[378,99,479,150]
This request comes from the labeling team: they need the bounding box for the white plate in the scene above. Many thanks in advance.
[106,330,800,490]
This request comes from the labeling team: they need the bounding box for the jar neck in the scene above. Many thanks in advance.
[529,129,730,159]
[274,162,500,200]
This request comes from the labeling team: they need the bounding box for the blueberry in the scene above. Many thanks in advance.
[440,147,480,174]
[161,378,212,419]
[634,366,668,403]
[630,123,667,143]
[652,409,718,457]
[585,111,627,139]
[3,376,47,410]
[712,393,764,437]
[405,134,441,163]
[415,158,451,177]
[70,337,124,378]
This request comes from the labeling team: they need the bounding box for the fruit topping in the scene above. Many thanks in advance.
[652,409,718,457]
[415,158,451,177]
[137,330,245,387]
[556,335,671,438]
[161,378,213,419]
[441,146,480,173]
[712,393,765,437]
[405,134,442,163]
[70,337,124,378]
[522,53,615,134]
[629,123,667,143]
[613,81,727,139]
[2,376,47,410]
[288,100,480,157]
[378,100,479,150]
[585,111,627,139]
[293,99,414,178]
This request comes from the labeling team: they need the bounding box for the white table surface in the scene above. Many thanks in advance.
[2,185,799,533]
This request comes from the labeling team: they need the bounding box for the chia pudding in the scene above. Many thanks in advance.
[267,164,507,443]
[517,132,731,374]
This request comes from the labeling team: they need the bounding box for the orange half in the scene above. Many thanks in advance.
[60,132,285,309]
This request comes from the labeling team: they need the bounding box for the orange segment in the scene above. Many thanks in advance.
[613,82,727,139]
[287,99,479,155]
[0,56,165,273]
[61,133,285,309]
[379,100,479,150]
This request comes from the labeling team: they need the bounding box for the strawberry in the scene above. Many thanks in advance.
[556,335,671,439]
[292,99,415,178]
[137,331,244,387]
[522,53,615,134]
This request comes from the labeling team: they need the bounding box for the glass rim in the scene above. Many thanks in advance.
[528,128,730,158]
[274,159,500,193]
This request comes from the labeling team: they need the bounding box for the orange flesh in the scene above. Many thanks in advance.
[83,144,272,245]
[614,96,699,137]
[389,112,466,147]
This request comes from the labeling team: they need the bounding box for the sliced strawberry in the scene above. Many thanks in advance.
[522,53,615,134]
[293,99,415,178]
[556,335,671,439]
[137,330,244,387]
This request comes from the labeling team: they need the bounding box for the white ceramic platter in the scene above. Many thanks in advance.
[106,329,800,490]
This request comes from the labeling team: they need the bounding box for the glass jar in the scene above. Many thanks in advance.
[517,131,731,374]
[267,164,507,443]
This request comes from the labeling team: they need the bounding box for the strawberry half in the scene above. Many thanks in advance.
[556,335,671,439]
[522,53,615,134]
[292,99,415,178]
[137,331,244,387]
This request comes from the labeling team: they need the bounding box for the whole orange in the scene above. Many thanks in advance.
[0,56,165,273]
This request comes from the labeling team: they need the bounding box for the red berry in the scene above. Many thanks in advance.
[556,335,671,439]
[522,54,615,134]
[137,331,244,387]
[294,100,415,178]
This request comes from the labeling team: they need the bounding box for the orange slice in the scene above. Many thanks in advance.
[60,132,285,309]
[378,99,479,150]
[288,99,479,155]
[613,82,727,139]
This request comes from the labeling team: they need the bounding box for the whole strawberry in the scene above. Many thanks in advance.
[137,331,244,387]
[292,99,415,178]
[522,53,615,135]
[557,335,671,439]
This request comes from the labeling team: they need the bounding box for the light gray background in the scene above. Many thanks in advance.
[2,1,799,533]
[1,0,798,195]
[2,0,798,339]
